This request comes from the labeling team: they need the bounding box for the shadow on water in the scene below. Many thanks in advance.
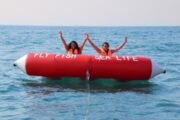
[21,77,155,94]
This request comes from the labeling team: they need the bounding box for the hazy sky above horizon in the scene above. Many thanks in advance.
[0,0,180,26]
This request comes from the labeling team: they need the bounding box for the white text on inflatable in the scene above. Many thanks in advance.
[95,55,139,61]
[34,53,77,59]
[33,53,139,61]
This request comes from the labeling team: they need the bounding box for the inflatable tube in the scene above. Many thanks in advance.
[14,53,166,81]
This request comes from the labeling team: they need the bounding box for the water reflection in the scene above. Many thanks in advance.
[20,77,158,120]
[22,77,156,94]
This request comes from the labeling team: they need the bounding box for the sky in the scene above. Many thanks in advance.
[0,0,180,26]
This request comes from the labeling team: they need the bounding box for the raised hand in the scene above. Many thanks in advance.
[124,36,128,42]
[86,33,90,40]
[84,33,89,40]
[59,31,63,37]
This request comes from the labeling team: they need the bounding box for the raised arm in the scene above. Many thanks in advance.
[79,33,88,52]
[87,33,101,54]
[111,36,128,53]
[59,32,68,51]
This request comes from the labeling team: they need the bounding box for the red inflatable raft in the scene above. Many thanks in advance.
[14,53,166,81]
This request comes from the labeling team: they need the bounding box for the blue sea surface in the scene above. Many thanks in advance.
[0,26,180,120]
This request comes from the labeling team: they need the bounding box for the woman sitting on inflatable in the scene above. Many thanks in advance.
[59,32,88,54]
[86,33,128,56]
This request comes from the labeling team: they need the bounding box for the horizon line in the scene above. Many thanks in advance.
[0,24,180,27]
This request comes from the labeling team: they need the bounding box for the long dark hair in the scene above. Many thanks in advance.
[68,41,81,53]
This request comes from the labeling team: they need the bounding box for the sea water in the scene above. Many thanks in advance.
[0,26,180,120]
